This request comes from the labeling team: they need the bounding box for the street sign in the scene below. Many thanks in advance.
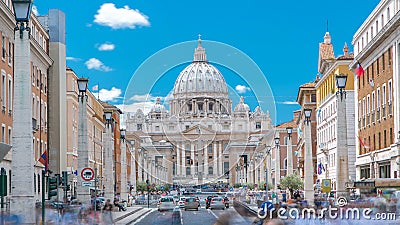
[321,179,331,193]
[81,168,95,181]
[161,186,164,191]
[229,187,233,191]
[82,181,94,187]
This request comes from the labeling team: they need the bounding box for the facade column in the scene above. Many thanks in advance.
[191,142,195,176]
[120,140,128,201]
[213,142,218,176]
[203,141,208,179]
[219,142,223,175]
[304,120,314,205]
[130,148,137,195]
[182,142,186,177]
[176,144,181,176]
[103,123,115,201]
[11,28,35,224]
[336,94,349,197]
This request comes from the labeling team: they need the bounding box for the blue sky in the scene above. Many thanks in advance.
[34,0,379,125]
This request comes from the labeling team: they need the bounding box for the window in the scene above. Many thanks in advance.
[256,122,261,129]
[382,54,385,71]
[185,144,190,152]
[367,95,370,114]
[387,7,390,21]
[378,132,381,149]
[208,103,213,111]
[208,167,213,175]
[223,162,229,173]
[185,125,189,130]
[207,144,212,153]
[155,125,160,131]
[376,58,380,75]
[8,76,12,112]
[186,167,191,175]
[33,174,36,193]
[382,84,386,106]
[188,104,192,111]
[137,124,142,131]
[208,125,212,130]
[2,70,5,108]
[1,125,5,142]
[388,47,392,66]
[311,94,316,102]
[222,125,230,130]
[8,127,11,144]
[372,92,375,111]
[376,20,379,34]
[388,80,392,103]
[384,130,387,148]
[371,26,374,39]
[377,88,381,108]
[390,128,393,144]
[379,164,390,178]
[1,35,5,60]
[198,103,203,111]
[8,41,12,65]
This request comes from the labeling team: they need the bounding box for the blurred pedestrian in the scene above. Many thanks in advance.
[103,199,114,224]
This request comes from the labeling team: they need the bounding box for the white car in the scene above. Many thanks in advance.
[158,196,175,212]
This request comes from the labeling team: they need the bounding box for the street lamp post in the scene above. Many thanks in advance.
[76,77,91,205]
[274,137,280,191]
[265,146,271,199]
[335,74,349,198]
[103,111,115,201]
[286,127,293,175]
[120,129,128,201]
[303,108,314,206]
[10,0,35,223]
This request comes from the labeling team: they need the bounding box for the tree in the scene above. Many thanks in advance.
[279,174,303,199]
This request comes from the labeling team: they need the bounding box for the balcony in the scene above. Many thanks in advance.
[388,103,392,116]
[367,114,370,126]
[358,119,361,129]
[362,117,366,128]
[376,108,381,122]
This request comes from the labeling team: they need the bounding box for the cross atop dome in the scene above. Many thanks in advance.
[193,34,207,62]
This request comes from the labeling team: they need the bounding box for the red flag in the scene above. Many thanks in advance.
[356,62,364,78]
[357,136,370,149]
[38,150,48,170]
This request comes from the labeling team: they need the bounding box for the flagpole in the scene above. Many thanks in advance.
[97,83,100,100]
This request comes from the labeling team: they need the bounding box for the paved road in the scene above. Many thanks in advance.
[134,206,256,225]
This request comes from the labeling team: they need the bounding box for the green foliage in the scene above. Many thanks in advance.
[257,181,273,190]
[136,182,148,192]
[279,174,303,191]
[234,183,242,188]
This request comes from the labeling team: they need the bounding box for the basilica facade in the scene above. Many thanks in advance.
[125,38,274,186]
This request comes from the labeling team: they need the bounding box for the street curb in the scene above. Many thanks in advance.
[113,207,143,223]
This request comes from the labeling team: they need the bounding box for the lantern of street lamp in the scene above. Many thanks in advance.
[77,78,88,102]
[274,137,280,148]
[120,129,126,139]
[304,108,312,125]
[335,74,348,100]
[286,126,293,139]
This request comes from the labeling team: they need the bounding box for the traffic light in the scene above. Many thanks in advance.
[48,175,59,199]
[61,171,68,187]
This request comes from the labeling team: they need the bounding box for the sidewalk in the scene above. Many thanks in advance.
[112,206,154,224]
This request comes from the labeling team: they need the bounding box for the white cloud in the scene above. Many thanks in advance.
[85,58,112,72]
[32,5,39,16]
[94,3,150,29]
[66,56,81,61]
[116,102,154,115]
[235,85,251,94]
[98,43,115,51]
[93,87,122,102]
[129,94,152,102]
[278,101,299,105]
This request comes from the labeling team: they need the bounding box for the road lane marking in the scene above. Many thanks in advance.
[207,209,218,219]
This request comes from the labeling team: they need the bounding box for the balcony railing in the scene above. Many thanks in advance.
[362,117,366,127]
[377,108,381,121]
[367,114,370,126]
[32,118,38,132]
[388,103,392,116]
[358,119,361,129]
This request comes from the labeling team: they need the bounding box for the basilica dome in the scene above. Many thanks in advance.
[172,37,228,98]
[234,96,250,113]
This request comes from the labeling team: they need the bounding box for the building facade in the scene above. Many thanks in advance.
[125,38,274,186]
[66,68,105,197]
[315,33,357,190]
[351,0,400,180]
[0,1,52,202]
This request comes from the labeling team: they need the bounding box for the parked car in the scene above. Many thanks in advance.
[184,197,199,211]
[177,197,186,208]
[210,197,225,210]
[158,196,175,211]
